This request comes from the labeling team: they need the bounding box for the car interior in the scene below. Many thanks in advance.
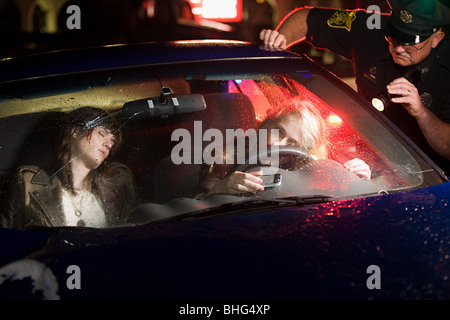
[0,65,442,225]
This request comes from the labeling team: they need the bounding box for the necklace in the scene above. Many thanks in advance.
[74,208,86,227]
[71,191,86,227]
[63,188,87,227]
[61,188,107,228]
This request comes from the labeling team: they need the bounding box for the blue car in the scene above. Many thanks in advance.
[0,40,449,301]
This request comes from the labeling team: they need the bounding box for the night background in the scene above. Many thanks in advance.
[0,0,391,84]
[2,1,450,304]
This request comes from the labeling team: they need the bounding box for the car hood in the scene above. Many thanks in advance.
[1,182,450,299]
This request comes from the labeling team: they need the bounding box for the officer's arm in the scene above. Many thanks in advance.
[415,109,450,160]
[260,8,311,48]
[277,8,311,47]
[389,77,450,160]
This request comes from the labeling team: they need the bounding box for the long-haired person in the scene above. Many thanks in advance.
[194,98,371,197]
[1,107,138,229]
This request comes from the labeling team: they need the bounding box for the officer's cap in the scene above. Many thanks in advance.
[387,0,450,45]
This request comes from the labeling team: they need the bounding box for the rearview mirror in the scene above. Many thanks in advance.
[122,93,206,119]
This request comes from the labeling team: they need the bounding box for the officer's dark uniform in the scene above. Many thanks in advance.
[304,0,450,174]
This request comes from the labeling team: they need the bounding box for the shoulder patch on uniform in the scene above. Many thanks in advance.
[327,10,357,31]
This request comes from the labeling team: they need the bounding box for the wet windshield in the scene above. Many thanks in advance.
[0,58,443,229]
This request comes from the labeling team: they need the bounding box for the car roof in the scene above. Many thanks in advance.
[0,40,300,83]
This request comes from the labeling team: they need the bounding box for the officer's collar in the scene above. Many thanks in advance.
[415,37,450,73]
[415,48,434,77]
[433,37,450,71]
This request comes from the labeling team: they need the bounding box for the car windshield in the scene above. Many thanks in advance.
[0,55,444,229]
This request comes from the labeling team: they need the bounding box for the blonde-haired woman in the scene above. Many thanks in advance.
[194,98,371,197]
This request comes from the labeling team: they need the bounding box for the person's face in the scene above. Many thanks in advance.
[267,114,303,148]
[386,31,444,66]
[71,126,116,169]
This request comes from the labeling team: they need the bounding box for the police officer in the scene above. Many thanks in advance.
[260,0,450,175]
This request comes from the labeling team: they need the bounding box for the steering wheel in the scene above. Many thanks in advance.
[228,146,315,175]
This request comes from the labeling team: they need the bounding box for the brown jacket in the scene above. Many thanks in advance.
[1,162,138,229]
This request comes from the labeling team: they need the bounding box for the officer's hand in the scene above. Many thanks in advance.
[387,77,425,118]
[259,29,287,49]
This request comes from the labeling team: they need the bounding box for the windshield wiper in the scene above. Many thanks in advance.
[131,195,336,225]
[171,195,334,221]
[275,195,333,205]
